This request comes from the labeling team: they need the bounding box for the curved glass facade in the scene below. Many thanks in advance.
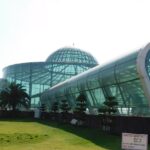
[41,44,150,116]
[3,47,98,108]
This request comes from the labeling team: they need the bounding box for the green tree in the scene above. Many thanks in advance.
[74,92,87,126]
[60,99,70,113]
[50,101,59,121]
[51,101,59,113]
[75,93,87,114]
[40,103,46,112]
[60,99,71,123]
[99,96,118,115]
[0,82,30,111]
[99,96,118,132]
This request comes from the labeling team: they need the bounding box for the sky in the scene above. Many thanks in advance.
[1,0,150,77]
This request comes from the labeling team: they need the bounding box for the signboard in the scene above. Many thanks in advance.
[122,133,148,150]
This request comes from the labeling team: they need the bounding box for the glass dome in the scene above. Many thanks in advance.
[46,47,98,66]
[45,47,98,86]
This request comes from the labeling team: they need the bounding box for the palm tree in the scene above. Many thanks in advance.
[0,82,30,111]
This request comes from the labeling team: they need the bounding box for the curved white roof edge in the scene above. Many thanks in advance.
[137,43,150,107]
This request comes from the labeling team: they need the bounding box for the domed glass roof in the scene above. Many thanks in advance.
[46,47,98,65]
[44,47,98,86]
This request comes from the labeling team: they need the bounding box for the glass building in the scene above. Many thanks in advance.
[0,79,9,92]
[3,47,98,108]
[41,43,150,116]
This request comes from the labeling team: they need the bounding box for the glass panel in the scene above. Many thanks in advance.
[89,88,105,106]
[87,74,100,89]
[116,62,137,82]
[85,91,94,106]
[118,79,149,115]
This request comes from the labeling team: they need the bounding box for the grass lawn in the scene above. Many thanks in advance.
[0,119,149,150]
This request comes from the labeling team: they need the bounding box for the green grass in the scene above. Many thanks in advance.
[0,119,149,150]
[0,133,48,145]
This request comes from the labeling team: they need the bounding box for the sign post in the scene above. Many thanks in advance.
[122,133,148,150]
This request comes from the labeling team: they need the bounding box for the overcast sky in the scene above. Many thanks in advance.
[1,0,150,77]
